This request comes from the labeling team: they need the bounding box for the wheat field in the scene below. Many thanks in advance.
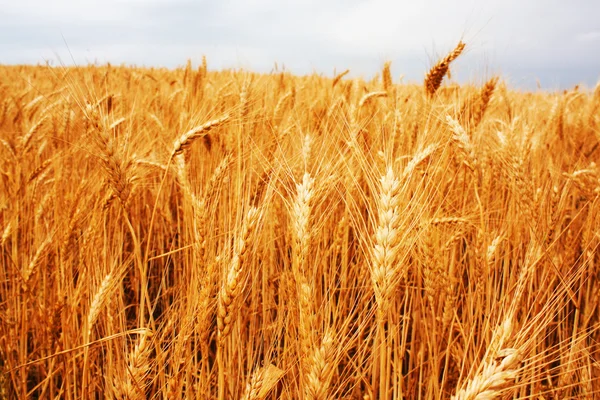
[0,44,599,399]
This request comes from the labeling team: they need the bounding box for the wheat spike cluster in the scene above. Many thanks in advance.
[0,42,599,399]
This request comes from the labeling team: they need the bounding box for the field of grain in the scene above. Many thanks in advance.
[0,45,599,399]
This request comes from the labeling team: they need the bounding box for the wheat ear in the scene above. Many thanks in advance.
[1,222,12,247]
[196,154,232,265]
[304,332,335,400]
[217,206,261,343]
[472,77,499,126]
[114,329,153,400]
[172,114,229,157]
[446,115,477,170]
[382,61,392,93]
[240,364,284,400]
[292,173,314,275]
[403,144,437,180]
[358,91,388,109]
[371,167,402,317]
[86,272,116,340]
[21,237,52,292]
[452,348,522,400]
[424,41,466,97]
[332,69,350,88]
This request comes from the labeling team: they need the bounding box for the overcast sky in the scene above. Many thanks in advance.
[1,0,599,89]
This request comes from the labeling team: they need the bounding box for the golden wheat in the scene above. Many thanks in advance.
[0,56,598,399]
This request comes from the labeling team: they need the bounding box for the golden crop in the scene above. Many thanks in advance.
[0,47,599,399]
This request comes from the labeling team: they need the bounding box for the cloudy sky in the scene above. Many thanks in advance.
[1,0,599,89]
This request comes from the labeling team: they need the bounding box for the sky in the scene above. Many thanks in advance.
[1,0,599,90]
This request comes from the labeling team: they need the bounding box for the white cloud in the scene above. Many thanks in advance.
[0,0,598,88]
